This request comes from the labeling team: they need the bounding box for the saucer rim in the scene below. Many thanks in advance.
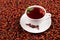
[20,14,51,33]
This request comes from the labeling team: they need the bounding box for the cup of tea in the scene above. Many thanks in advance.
[20,5,51,33]
[25,5,51,22]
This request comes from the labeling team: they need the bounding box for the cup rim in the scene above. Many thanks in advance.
[25,5,46,20]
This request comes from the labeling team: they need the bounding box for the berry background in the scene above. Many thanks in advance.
[0,0,60,40]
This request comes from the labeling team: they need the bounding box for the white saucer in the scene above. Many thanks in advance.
[20,13,51,33]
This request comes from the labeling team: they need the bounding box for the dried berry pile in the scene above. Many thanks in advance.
[26,23,39,30]
[0,0,60,40]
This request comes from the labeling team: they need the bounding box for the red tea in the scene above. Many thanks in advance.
[27,7,45,19]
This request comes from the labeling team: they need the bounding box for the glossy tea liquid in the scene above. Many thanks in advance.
[27,7,45,19]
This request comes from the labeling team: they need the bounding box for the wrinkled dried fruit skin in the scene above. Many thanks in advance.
[0,0,60,40]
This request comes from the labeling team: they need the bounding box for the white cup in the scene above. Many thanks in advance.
[25,5,51,25]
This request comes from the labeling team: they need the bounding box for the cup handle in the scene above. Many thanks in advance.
[46,13,51,18]
[42,13,51,21]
